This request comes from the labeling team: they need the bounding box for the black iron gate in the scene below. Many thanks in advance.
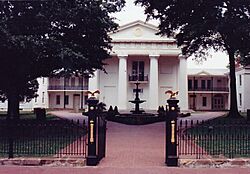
[97,114,106,161]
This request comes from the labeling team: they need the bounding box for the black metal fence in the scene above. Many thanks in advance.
[177,119,250,159]
[0,120,87,158]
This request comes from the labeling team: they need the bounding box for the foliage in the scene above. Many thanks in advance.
[0,0,125,118]
[136,0,250,117]
[136,1,250,58]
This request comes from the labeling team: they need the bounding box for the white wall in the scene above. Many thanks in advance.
[99,57,119,109]
[158,57,178,106]
[34,77,49,108]
[237,68,250,112]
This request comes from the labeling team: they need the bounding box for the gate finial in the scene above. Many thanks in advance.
[165,90,179,99]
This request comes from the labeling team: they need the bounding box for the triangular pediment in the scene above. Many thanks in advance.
[109,20,174,42]
[196,70,211,76]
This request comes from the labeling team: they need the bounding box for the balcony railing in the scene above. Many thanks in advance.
[48,86,88,90]
[188,87,229,92]
[128,74,148,82]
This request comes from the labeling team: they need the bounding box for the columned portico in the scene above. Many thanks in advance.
[178,55,188,111]
[118,55,128,110]
[149,55,159,110]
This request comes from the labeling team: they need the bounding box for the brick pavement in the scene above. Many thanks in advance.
[99,122,166,167]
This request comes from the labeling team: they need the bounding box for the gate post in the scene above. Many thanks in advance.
[86,96,99,166]
[165,98,179,167]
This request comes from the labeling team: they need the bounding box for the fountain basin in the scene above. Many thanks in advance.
[106,113,166,125]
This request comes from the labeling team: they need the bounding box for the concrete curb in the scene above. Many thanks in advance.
[1,158,250,168]
[0,158,86,167]
[180,158,250,168]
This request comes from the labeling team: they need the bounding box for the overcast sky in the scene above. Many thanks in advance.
[112,0,229,69]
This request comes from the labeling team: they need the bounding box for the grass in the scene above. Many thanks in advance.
[186,115,250,158]
[0,113,86,158]
[0,111,59,120]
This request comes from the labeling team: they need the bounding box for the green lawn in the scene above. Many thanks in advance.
[0,113,87,158]
[0,111,59,120]
[186,116,250,158]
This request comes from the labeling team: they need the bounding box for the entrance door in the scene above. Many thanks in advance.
[73,94,80,112]
[132,61,145,81]
[213,95,224,110]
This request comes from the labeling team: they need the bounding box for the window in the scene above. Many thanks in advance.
[239,75,242,86]
[188,79,192,90]
[239,93,242,106]
[202,97,207,107]
[207,80,211,90]
[133,88,143,93]
[56,95,60,105]
[71,78,75,87]
[84,77,89,87]
[78,77,83,87]
[194,80,198,89]
[64,95,69,105]
[132,61,145,81]
[65,78,70,86]
[42,78,45,84]
[201,80,206,89]
[35,97,37,103]
[42,92,45,103]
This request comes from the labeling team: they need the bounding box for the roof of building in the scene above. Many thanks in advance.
[188,68,229,76]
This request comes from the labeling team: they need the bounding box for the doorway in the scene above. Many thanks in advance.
[213,94,224,110]
[73,94,80,112]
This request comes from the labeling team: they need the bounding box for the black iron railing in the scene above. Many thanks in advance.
[0,120,87,158]
[48,86,88,90]
[128,74,148,82]
[188,87,229,92]
[177,119,250,159]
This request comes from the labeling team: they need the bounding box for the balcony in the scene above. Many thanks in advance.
[128,74,148,83]
[48,85,88,91]
[188,87,229,92]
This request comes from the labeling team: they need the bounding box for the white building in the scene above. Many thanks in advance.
[0,21,188,112]
[188,69,229,111]
[88,20,188,111]
[236,66,250,112]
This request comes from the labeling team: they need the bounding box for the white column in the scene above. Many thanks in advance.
[149,55,159,110]
[118,55,128,110]
[178,55,188,111]
[88,70,99,92]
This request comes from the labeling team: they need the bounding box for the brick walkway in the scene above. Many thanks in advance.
[99,122,166,167]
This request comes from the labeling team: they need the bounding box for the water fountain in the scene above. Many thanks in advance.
[106,81,166,124]
[129,81,146,114]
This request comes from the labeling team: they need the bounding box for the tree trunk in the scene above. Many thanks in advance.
[228,51,241,118]
[7,91,20,120]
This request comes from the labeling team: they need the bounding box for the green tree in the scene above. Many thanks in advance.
[136,0,250,118]
[0,0,125,119]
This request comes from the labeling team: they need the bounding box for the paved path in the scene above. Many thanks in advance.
[49,110,88,125]
[179,111,227,122]
[100,122,166,167]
